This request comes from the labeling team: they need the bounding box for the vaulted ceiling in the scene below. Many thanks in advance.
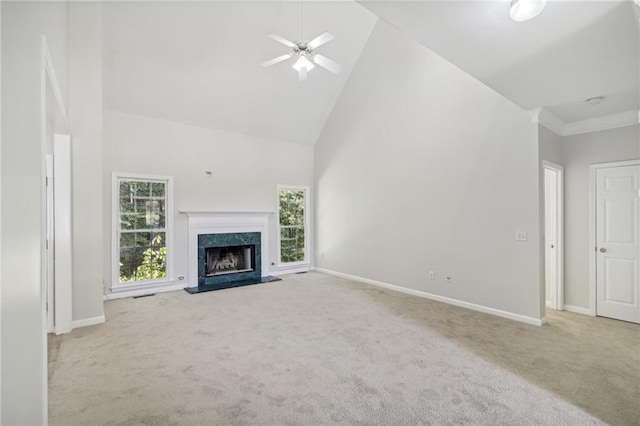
[359,0,638,124]
[103,1,378,145]
[103,1,639,144]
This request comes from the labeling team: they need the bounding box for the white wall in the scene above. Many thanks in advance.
[103,110,314,288]
[1,2,68,423]
[561,124,640,309]
[539,125,563,165]
[68,2,105,323]
[314,20,542,321]
[0,2,3,420]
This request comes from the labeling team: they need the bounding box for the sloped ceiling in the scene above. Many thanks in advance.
[358,0,639,124]
[104,1,638,143]
[103,1,378,145]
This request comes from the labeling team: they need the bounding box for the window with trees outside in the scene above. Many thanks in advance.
[114,174,172,286]
[278,187,308,265]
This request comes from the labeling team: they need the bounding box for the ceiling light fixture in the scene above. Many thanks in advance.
[262,0,340,81]
[509,0,547,22]
[292,54,315,81]
[586,96,605,106]
[262,34,340,81]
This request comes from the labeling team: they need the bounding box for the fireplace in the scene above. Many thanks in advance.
[197,232,261,289]
[182,210,279,294]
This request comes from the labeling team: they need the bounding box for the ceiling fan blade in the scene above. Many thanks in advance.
[308,32,335,50]
[261,54,292,68]
[313,54,341,75]
[267,33,296,48]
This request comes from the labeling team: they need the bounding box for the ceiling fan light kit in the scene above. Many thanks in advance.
[292,55,315,81]
[510,0,547,22]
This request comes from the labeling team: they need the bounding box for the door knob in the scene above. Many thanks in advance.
[599,247,607,253]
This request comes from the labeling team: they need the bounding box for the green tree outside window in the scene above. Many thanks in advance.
[279,189,306,263]
[119,179,168,283]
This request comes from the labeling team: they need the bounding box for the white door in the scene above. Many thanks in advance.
[544,163,563,310]
[596,164,640,323]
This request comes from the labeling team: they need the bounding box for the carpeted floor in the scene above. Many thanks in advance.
[49,272,639,425]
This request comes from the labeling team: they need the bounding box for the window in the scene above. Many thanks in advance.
[278,186,309,265]
[113,173,173,287]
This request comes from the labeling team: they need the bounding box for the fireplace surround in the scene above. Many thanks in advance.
[198,231,260,288]
[181,211,278,293]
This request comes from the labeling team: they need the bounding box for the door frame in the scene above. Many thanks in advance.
[543,161,564,311]
[41,35,71,423]
[53,134,73,334]
[45,155,55,333]
[589,159,640,316]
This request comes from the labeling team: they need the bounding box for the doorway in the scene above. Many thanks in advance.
[591,160,640,324]
[543,161,564,311]
[42,37,73,335]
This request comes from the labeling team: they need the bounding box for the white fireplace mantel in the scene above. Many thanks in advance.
[181,210,273,288]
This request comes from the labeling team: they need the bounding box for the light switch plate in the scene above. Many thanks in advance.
[515,231,528,241]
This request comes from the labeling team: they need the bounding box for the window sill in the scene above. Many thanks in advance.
[111,278,176,292]
[272,262,312,276]
[277,260,311,268]
[107,279,184,300]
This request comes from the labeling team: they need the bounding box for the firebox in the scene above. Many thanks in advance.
[205,245,254,276]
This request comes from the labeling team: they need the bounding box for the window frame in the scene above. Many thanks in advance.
[111,172,174,289]
[276,184,311,268]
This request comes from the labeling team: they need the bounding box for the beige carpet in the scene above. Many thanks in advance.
[49,272,638,425]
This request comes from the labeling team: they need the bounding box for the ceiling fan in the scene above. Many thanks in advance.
[262,31,341,81]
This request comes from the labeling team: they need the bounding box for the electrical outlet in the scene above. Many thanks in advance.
[515,231,528,241]
[428,271,435,280]
[445,275,452,283]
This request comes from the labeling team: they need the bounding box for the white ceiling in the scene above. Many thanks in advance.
[103,1,378,145]
[358,0,639,124]
[104,1,639,144]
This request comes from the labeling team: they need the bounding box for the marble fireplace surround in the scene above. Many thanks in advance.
[180,210,272,289]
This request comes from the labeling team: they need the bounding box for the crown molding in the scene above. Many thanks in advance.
[527,107,542,123]
[563,110,639,136]
[538,108,565,136]
[531,108,639,137]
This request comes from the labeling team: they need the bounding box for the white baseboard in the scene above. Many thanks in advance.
[315,268,544,326]
[104,282,186,300]
[72,315,105,329]
[270,266,312,276]
[563,304,592,316]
